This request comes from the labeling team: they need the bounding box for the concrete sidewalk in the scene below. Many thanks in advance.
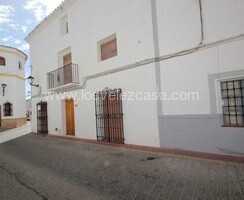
[0,123,31,144]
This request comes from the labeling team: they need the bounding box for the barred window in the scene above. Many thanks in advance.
[221,79,244,126]
[4,102,13,116]
[0,57,6,66]
[100,37,117,61]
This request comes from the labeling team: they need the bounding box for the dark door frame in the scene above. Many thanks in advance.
[37,101,48,134]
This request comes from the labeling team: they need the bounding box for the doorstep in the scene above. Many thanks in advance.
[32,133,244,164]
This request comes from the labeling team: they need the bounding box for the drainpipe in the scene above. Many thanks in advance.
[150,0,163,117]
[150,0,162,147]
[199,0,204,45]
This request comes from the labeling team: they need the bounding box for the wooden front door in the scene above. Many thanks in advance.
[65,99,75,136]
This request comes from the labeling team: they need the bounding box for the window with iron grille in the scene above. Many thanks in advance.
[0,57,6,66]
[95,88,124,144]
[4,102,13,116]
[100,37,117,61]
[221,79,244,126]
[37,101,48,134]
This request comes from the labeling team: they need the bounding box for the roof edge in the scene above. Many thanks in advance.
[25,0,76,42]
[0,45,28,60]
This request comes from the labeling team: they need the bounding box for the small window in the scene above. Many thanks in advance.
[3,102,13,116]
[99,35,117,61]
[60,15,68,36]
[221,79,244,126]
[0,57,6,66]
[18,61,22,69]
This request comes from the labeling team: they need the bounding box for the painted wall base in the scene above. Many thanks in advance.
[1,118,27,128]
[159,114,244,156]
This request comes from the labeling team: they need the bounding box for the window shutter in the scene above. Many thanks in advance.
[101,38,117,61]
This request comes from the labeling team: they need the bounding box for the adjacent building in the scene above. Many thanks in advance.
[0,45,27,128]
[26,0,244,155]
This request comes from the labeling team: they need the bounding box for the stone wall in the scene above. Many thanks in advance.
[1,118,26,128]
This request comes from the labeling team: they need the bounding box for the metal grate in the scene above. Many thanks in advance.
[95,88,124,144]
[37,101,48,134]
[3,102,13,116]
[47,63,79,89]
[221,79,244,126]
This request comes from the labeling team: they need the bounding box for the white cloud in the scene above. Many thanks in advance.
[0,5,15,24]
[21,26,28,33]
[2,36,13,42]
[26,19,32,25]
[9,23,19,30]
[14,39,21,44]
[23,0,63,22]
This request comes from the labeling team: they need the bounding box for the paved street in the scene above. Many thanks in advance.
[0,134,243,200]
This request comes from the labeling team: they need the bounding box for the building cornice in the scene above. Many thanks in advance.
[0,45,28,60]
[25,0,77,42]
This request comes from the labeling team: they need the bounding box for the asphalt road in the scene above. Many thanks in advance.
[0,134,243,200]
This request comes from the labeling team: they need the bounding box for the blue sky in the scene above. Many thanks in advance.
[0,0,63,98]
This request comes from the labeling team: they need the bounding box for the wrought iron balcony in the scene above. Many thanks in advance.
[47,63,79,90]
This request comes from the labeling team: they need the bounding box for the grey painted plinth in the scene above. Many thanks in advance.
[159,114,244,155]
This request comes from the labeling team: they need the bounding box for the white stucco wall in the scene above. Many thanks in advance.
[31,64,159,147]
[160,39,244,115]
[0,47,26,121]
[76,64,159,147]
[29,0,155,95]
[155,0,244,55]
[28,0,244,152]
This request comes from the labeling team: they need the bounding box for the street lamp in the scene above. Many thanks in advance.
[1,83,7,96]
[27,76,39,87]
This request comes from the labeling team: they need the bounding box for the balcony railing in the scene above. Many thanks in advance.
[47,63,79,90]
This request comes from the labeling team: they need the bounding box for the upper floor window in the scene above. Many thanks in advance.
[221,79,244,127]
[99,34,117,61]
[60,15,68,36]
[0,57,6,66]
[3,102,13,116]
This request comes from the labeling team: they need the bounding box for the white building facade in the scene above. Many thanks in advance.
[26,0,244,155]
[0,45,27,128]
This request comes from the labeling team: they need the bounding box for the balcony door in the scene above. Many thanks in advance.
[63,53,72,84]
[65,99,75,136]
